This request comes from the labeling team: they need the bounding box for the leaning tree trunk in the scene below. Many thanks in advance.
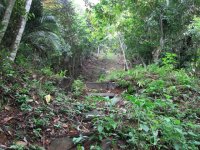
[10,0,32,62]
[0,0,16,44]
[118,33,129,71]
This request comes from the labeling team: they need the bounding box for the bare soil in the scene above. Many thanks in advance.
[81,53,124,81]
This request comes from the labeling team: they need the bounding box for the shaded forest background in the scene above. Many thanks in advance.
[0,0,199,76]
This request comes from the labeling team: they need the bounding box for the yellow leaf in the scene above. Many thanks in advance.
[45,94,51,103]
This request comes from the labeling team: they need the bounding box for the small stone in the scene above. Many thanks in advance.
[101,139,112,150]
[85,110,104,119]
[87,93,115,98]
[105,96,122,106]
[49,137,74,150]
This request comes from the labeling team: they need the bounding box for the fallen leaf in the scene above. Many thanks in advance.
[45,139,50,145]
[50,129,55,135]
[7,130,12,136]
[23,137,28,143]
[32,74,37,79]
[69,130,78,135]
[44,94,51,104]
[3,117,13,123]
[0,127,3,132]
[62,124,69,128]
[46,128,51,132]
[53,117,60,123]
[4,106,11,111]
[32,95,37,100]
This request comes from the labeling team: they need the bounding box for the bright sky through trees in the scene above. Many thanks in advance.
[74,0,99,10]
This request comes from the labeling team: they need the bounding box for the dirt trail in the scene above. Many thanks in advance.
[0,53,126,150]
[81,53,124,81]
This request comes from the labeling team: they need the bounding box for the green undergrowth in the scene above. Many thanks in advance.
[0,63,78,149]
[0,65,58,109]
[1,60,200,149]
[92,64,200,149]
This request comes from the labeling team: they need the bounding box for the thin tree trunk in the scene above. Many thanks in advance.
[0,0,16,44]
[97,46,100,55]
[10,0,32,61]
[72,56,75,76]
[118,33,129,71]
[166,0,169,6]
[159,13,164,50]
[152,13,164,63]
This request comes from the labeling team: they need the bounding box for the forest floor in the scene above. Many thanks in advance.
[0,53,200,150]
[0,52,126,150]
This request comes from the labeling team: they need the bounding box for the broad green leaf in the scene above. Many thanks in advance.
[174,119,181,125]
[98,125,104,133]
[140,124,149,132]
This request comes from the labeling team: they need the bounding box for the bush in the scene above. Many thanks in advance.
[72,79,85,97]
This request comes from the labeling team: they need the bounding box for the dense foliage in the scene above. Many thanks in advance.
[0,0,94,76]
[96,64,200,149]
[89,0,200,69]
[0,0,199,149]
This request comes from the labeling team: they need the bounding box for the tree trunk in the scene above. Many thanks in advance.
[10,0,32,62]
[0,0,16,44]
[97,46,100,55]
[118,33,129,71]
[166,0,169,6]
[159,13,164,50]
[152,13,164,63]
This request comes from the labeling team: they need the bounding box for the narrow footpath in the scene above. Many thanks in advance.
[49,53,127,150]
[81,53,124,81]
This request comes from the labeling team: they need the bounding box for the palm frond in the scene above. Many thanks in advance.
[25,31,71,57]
[32,15,59,33]
[40,15,57,24]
